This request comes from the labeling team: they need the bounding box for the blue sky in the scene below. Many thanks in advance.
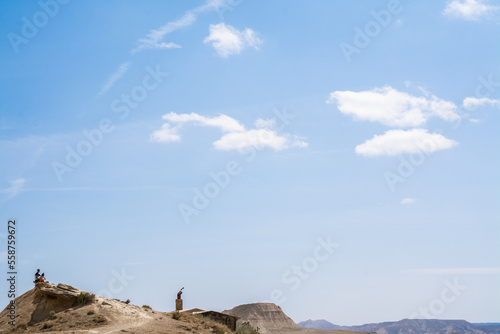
[1,0,499,325]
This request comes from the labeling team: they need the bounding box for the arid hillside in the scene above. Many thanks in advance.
[0,283,369,334]
[0,283,237,334]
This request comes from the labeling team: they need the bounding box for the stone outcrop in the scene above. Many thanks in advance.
[223,303,300,333]
[36,283,81,300]
[30,283,83,324]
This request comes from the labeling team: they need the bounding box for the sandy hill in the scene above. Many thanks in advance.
[223,303,367,334]
[0,282,237,333]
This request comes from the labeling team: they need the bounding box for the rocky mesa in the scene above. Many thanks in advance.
[223,303,366,334]
[224,303,300,333]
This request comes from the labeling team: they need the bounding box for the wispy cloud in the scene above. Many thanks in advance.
[132,12,194,53]
[24,185,170,192]
[150,112,307,151]
[463,97,500,110]
[443,0,499,20]
[355,129,458,157]
[327,86,460,128]
[132,0,239,54]
[195,0,240,14]
[204,23,262,58]
[162,112,245,132]
[401,197,416,205]
[214,129,288,151]
[406,267,500,275]
[150,124,181,143]
[98,61,131,96]
[2,178,26,199]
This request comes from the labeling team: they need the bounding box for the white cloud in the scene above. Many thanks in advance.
[3,178,26,199]
[214,130,307,151]
[150,124,181,143]
[406,267,500,275]
[355,129,458,157]
[443,0,498,20]
[327,86,460,127]
[194,0,239,13]
[133,12,194,53]
[401,197,416,205]
[292,138,309,148]
[98,62,131,96]
[132,0,247,53]
[150,112,307,151]
[214,129,288,151]
[463,97,500,110]
[162,112,245,132]
[204,23,262,58]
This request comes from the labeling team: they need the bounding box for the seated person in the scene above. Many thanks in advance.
[39,273,49,283]
[34,269,41,283]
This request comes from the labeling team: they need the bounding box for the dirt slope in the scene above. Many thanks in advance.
[0,284,369,334]
[0,282,233,334]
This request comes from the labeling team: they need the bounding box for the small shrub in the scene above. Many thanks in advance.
[142,305,151,309]
[77,292,95,305]
[212,326,225,334]
[125,299,130,304]
[15,323,27,330]
[42,322,53,329]
[172,311,181,320]
[236,324,259,334]
[193,314,231,333]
